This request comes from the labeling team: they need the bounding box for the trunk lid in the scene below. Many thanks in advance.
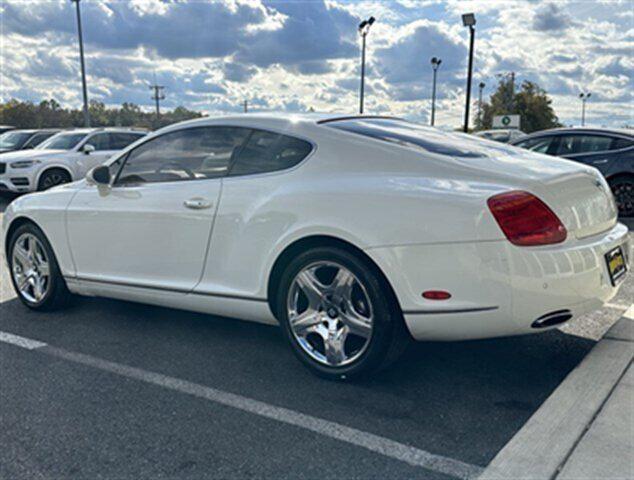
[534,171,617,239]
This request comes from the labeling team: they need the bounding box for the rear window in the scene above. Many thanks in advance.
[612,137,634,150]
[228,130,313,176]
[325,118,519,158]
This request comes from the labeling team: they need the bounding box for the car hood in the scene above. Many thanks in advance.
[0,149,69,162]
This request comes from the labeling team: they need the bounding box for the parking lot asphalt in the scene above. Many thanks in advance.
[0,193,632,479]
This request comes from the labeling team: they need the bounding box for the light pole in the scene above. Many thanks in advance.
[462,13,476,133]
[579,92,591,126]
[477,81,485,129]
[358,16,375,114]
[430,57,442,126]
[70,0,90,127]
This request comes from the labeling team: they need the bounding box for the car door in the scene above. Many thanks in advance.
[66,126,251,291]
[74,132,116,177]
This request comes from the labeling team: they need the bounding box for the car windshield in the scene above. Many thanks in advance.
[37,132,86,150]
[325,118,521,158]
[0,131,32,149]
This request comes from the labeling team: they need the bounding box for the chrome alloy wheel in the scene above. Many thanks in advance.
[287,261,374,367]
[11,233,50,303]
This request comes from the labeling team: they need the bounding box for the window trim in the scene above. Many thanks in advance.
[110,125,316,187]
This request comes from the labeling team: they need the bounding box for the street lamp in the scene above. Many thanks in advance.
[462,13,476,133]
[358,16,375,114]
[579,92,591,126]
[430,57,442,126]
[70,0,90,127]
[477,81,485,128]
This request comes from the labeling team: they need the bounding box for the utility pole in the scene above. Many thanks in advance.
[430,57,442,127]
[71,0,90,127]
[477,81,485,129]
[243,100,248,113]
[462,13,476,133]
[509,71,515,112]
[358,16,376,114]
[149,82,165,121]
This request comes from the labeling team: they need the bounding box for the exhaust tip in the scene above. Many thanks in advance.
[531,309,573,329]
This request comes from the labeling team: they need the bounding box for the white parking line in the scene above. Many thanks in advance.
[0,331,47,350]
[0,330,484,480]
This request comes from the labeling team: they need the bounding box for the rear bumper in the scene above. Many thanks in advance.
[366,222,630,341]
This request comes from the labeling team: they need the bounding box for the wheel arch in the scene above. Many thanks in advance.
[266,234,402,320]
[4,216,41,258]
[606,171,634,182]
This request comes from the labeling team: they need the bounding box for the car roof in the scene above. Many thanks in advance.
[174,113,404,126]
[522,127,633,138]
[57,127,147,134]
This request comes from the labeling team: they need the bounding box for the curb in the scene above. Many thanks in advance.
[479,307,634,480]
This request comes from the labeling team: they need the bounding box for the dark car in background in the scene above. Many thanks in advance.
[0,126,15,135]
[511,128,634,216]
[0,129,61,154]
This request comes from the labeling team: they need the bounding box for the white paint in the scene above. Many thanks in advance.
[624,304,634,320]
[2,114,629,342]
[0,331,47,350]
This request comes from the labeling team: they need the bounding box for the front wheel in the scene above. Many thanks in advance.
[38,168,71,191]
[276,246,410,380]
[8,223,72,310]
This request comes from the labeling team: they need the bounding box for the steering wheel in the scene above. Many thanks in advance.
[155,161,196,179]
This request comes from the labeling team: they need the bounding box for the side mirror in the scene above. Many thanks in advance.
[82,143,95,155]
[86,165,111,186]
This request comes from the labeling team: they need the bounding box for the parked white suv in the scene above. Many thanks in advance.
[0,128,146,193]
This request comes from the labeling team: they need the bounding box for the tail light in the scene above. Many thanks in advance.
[487,191,567,246]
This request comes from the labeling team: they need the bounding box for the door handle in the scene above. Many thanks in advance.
[184,198,212,210]
[592,159,609,165]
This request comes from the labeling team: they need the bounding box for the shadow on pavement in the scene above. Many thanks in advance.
[0,295,595,466]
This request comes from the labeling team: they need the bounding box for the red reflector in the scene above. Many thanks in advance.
[422,290,451,300]
[487,191,567,246]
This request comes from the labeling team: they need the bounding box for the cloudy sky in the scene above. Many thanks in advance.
[1,0,632,128]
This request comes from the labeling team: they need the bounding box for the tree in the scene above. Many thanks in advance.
[0,99,203,130]
[477,77,561,133]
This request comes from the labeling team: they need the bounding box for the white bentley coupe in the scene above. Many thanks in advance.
[3,114,630,378]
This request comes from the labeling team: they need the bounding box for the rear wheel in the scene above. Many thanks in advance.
[276,246,409,380]
[38,168,71,191]
[8,223,72,310]
[609,175,634,217]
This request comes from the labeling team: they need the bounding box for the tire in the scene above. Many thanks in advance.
[608,175,634,218]
[7,223,72,311]
[37,168,71,191]
[276,246,410,380]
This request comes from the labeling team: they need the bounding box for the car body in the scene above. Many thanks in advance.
[0,128,146,193]
[3,114,630,378]
[0,126,15,135]
[475,129,526,143]
[511,128,634,216]
[0,129,61,154]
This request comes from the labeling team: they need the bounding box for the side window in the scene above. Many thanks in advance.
[611,137,634,150]
[229,130,313,176]
[110,133,145,150]
[556,135,612,155]
[87,133,113,151]
[116,127,249,185]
